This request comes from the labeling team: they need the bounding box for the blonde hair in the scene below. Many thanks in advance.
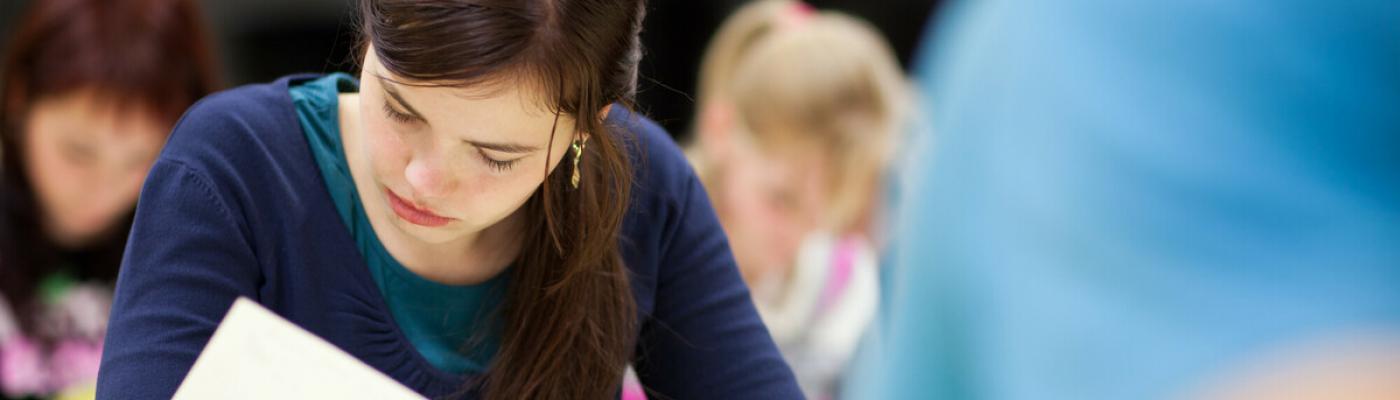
[694,0,907,233]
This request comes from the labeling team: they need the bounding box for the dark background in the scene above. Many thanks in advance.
[1,0,942,141]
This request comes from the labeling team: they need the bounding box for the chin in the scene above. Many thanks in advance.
[48,225,111,249]
[390,217,461,244]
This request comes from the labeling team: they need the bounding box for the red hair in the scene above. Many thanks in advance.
[1,0,221,127]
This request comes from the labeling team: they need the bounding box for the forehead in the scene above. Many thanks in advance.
[362,42,576,140]
[383,76,574,138]
[32,89,167,137]
[737,133,831,189]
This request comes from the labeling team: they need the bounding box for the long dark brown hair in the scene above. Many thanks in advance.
[0,0,220,331]
[358,0,645,398]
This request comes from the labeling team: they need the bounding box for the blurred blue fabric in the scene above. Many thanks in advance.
[847,1,1400,399]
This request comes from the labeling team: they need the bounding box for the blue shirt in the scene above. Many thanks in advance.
[847,1,1400,399]
[288,73,504,375]
[96,75,802,399]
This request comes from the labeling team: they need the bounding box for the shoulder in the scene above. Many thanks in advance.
[606,106,698,211]
[158,75,318,175]
[607,107,724,312]
[145,75,327,239]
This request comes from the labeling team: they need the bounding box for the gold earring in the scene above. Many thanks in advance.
[570,136,588,189]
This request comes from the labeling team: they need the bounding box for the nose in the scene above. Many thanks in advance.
[404,154,456,199]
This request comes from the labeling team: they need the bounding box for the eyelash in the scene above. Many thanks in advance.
[382,98,518,173]
[480,150,518,172]
[382,101,416,124]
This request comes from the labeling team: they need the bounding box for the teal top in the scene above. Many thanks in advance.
[288,73,504,374]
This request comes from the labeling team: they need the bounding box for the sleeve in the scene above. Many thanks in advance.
[94,159,261,399]
[633,172,805,400]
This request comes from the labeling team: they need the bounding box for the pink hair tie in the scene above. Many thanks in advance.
[778,1,816,29]
[791,2,815,17]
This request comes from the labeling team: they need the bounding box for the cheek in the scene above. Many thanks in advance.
[725,168,784,226]
[120,169,147,203]
[793,171,836,236]
[721,170,759,215]
[720,175,780,255]
[426,172,528,232]
[363,123,412,183]
[23,132,87,204]
[471,177,527,216]
[457,151,560,225]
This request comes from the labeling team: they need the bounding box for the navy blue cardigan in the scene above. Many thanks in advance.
[95,75,801,399]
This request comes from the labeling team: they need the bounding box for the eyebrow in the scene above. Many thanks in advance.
[376,75,427,121]
[375,73,541,154]
[467,140,541,154]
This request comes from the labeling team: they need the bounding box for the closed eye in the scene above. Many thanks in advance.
[382,101,418,124]
[478,149,520,172]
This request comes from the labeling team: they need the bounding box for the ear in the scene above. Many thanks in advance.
[698,99,735,162]
[599,104,613,122]
[578,104,614,143]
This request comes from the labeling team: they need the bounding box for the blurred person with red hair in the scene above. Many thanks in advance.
[0,0,219,398]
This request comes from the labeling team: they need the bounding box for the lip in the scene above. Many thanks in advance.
[385,189,454,227]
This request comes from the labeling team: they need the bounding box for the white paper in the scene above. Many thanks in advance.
[173,297,426,400]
